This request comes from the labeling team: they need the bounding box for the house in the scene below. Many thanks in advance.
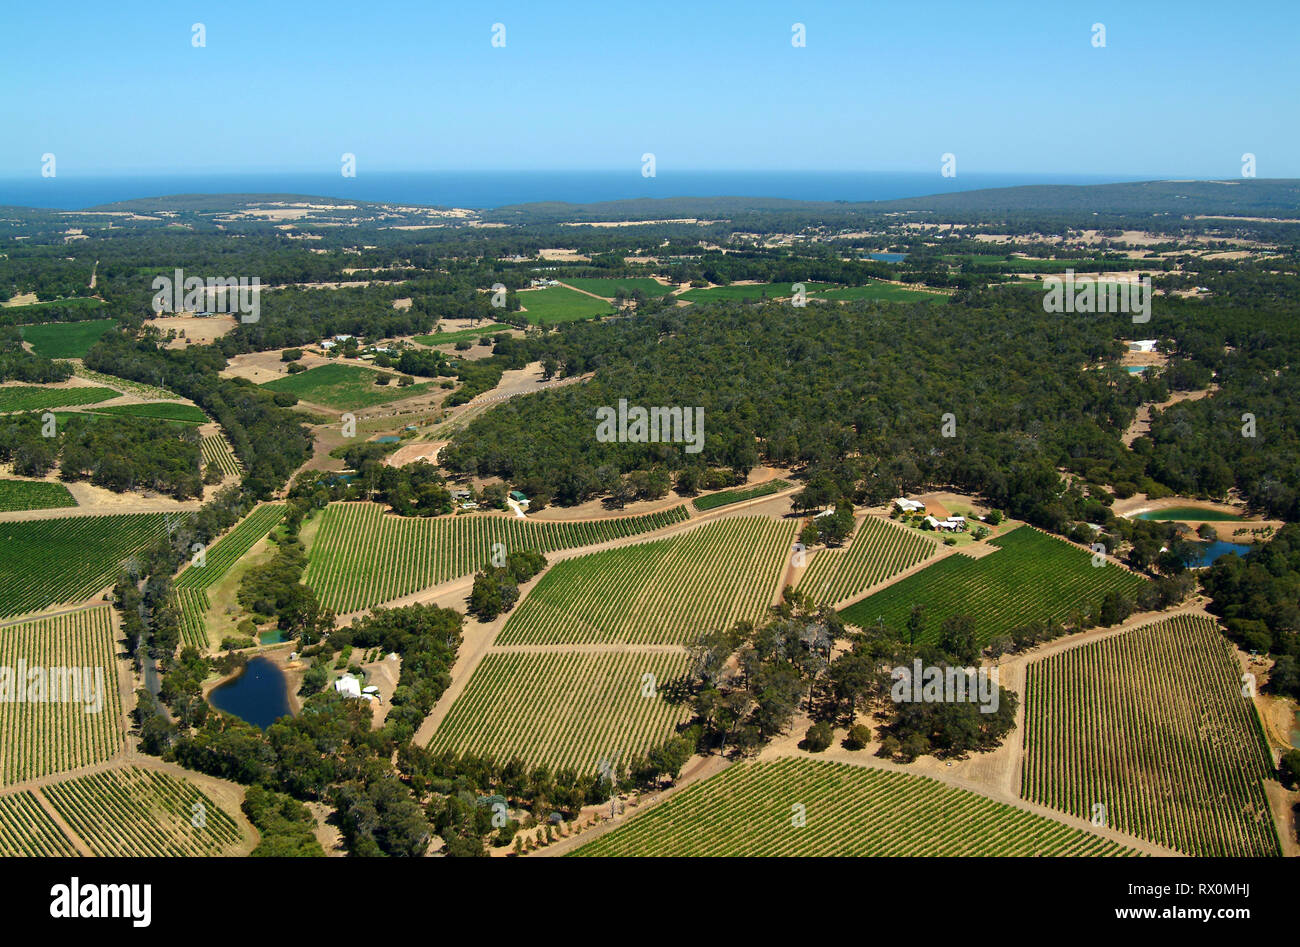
[450,489,472,500]
[333,674,362,699]
[509,490,527,503]
[1130,339,1158,353]
[319,340,336,350]
[894,498,925,513]
[923,515,941,530]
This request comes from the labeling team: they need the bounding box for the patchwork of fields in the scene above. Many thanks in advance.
[428,649,691,773]
[1022,614,1280,857]
[304,502,689,614]
[0,606,124,785]
[0,513,165,618]
[498,516,796,645]
[840,526,1147,645]
[796,515,936,606]
[574,757,1141,856]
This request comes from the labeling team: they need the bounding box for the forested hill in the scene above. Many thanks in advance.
[484,179,1300,223]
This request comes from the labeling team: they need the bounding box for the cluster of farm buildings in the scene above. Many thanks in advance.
[894,497,969,532]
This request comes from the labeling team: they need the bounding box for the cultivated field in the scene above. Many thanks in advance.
[414,323,514,346]
[1021,614,1281,857]
[200,433,242,477]
[427,649,691,773]
[691,479,790,511]
[840,526,1146,645]
[42,767,245,856]
[0,606,124,785]
[0,791,80,856]
[817,283,947,302]
[516,285,613,323]
[0,479,77,512]
[559,277,675,298]
[678,281,834,303]
[0,513,165,618]
[260,363,439,410]
[498,517,796,645]
[20,319,117,358]
[796,515,936,606]
[304,502,688,614]
[575,757,1141,856]
[0,385,117,413]
[83,401,207,423]
[172,503,285,647]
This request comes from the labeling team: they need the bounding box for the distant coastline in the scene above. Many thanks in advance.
[0,169,1151,211]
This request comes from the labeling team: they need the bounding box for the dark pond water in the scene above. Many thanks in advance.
[1185,541,1254,569]
[867,252,907,262]
[208,656,291,729]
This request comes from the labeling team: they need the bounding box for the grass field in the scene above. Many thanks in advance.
[1022,614,1280,857]
[516,286,613,323]
[201,433,242,477]
[691,479,790,511]
[304,502,689,614]
[80,401,207,423]
[173,504,286,648]
[0,792,80,856]
[42,767,245,856]
[796,515,937,606]
[678,281,835,303]
[19,319,116,358]
[498,517,796,646]
[0,513,165,618]
[0,606,124,785]
[840,526,1147,645]
[427,649,691,773]
[413,324,514,346]
[73,365,178,400]
[0,386,117,413]
[0,479,76,512]
[559,277,676,298]
[574,757,1140,856]
[260,363,440,410]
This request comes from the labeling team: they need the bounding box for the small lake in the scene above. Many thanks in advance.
[208,656,292,729]
[867,252,907,262]
[1185,540,1254,569]
[1136,505,1244,522]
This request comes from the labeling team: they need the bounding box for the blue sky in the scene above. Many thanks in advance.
[1,0,1295,178]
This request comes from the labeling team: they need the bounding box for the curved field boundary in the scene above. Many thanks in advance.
[1021,613,1280,857]
[304,502,690,614]
[840,525,1147,646]
[573,756,1142,856]
[0,606,124,785]
[796,515,936,607]
[0,791,80,856]
[498,516,797,646]
[41,766,244,857]
[175,503,285,592]
[427,649,690,774]
[0,512,166,619]
[172,503,285,649]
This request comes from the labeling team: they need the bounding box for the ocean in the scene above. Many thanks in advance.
[0,170,1149,211]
